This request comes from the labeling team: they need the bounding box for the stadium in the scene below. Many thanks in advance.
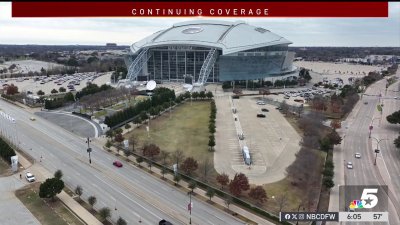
[126,20,295,86]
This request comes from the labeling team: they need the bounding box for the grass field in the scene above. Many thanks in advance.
[16,183,84,225]
[126,101,213,166]
[0,158,11,176]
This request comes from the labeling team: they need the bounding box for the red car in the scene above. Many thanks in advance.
[113,160,123,167]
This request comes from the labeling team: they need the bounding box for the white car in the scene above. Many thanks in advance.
[355,153,361,159]
[347,162,353,169]
[25,172,35,182]
[256,101,266,105]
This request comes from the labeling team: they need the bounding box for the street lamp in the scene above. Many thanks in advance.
[146,113,150,138]
[366,116,381,139]
[85,137,92,164]
[371,137,388,166]
[188,191,192,224]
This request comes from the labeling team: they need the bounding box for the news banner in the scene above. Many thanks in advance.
[280,185,389,223]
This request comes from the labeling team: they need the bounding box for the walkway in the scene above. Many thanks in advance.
[17,152,102,225]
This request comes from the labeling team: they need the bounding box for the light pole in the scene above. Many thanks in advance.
[85,137,92,164]
[188,191,192,224]
[366,116,381,139]
[146,113,150,138]
[371,137,388,166]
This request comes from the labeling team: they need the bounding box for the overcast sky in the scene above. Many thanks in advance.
[0,2,399,47]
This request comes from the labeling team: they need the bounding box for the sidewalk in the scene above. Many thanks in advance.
[95,143,276,225]
[17,152,102,225]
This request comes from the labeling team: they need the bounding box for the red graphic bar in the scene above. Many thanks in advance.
[12,2,388,18]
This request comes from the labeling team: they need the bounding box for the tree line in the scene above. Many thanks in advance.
[0,137,16,164]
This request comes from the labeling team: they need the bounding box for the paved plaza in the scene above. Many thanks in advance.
[212,84,301,185]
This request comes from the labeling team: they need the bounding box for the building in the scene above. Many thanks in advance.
[106,43,118,47]
[126,20,295,85]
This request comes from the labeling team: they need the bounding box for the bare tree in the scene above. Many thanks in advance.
[160,150,170,165]
[172,149,185,170]
[276,192,289,211]
[200,157,212,182]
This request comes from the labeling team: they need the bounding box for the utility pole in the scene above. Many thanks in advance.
[371,137,388,166]
[86,137,92,164]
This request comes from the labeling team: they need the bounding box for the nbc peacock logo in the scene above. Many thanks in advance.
[349,200,364,209]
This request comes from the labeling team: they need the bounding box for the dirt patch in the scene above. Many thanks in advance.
[15,183,84,225]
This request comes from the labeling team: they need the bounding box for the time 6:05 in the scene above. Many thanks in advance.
[347,213,361,220]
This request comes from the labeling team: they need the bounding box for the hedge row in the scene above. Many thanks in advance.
[104,87,176,128]
[0,137,16,164]
[115,145,291,225]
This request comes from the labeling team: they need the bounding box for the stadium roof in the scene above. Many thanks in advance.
[131,20,292,55]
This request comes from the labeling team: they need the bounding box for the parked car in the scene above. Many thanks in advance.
[113,161,123,167]
[355,153,361,158]
[25,172,36,182]
[261,108,269,112]
[257,113,266,118]
[29,117,36,121]
[256,101,266,105]
[347,162,353,169]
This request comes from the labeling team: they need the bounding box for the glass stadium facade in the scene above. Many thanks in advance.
[127,20,295,84]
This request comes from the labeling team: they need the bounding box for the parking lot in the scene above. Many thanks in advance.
[214,87,301,184]
[0,72,112,95]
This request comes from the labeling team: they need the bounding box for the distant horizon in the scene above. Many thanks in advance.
[0,44,399,48]
[0,2,399,47]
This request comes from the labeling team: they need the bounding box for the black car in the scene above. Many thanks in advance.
[257,113,266,118]
[159,220,173,225]
[261,108,269,112]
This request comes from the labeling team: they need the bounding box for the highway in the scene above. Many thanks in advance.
[341,69,400,225]
[0,101,246,225]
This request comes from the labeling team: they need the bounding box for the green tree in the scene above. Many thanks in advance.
[88,196,97,209]
[136,156,144,166]
[54,169,63,180]
[199,91,206,99]
[394,135,400,148]
[39,178,64,201]
[64,92,75,102]
[99,207,111,222]
[59,87,66,93]
[208,135,216,151]
[206,187,215,201]
[206,91,214,100]
[37,90,45,96]
[322,168,334,177]
[116,217,127,225]
[124,123,131,130]
[323,176,335,189]
[188,180,197,193]
[173,174,181,186]
[51,88,58,94]
[387,110,400,124]
[191,92,199,100]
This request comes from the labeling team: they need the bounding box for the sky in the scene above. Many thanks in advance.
[0,2,399,47]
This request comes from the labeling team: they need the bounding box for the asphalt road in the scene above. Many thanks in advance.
[0,101,246,225]
[341,70,400,225]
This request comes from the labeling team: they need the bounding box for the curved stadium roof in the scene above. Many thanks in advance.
[131,20,292,55]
